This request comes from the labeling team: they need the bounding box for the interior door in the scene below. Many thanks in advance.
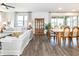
[35,18,44,36]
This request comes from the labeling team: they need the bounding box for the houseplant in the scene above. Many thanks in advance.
[45,23,51,36]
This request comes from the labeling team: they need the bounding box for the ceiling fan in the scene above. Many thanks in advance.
[1,3,15,9]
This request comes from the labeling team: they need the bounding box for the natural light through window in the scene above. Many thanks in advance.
[51,16,79,29]
[51,17,64,28]
[16,15,28,27]
[66,16,77,28]
[17,16,24,26]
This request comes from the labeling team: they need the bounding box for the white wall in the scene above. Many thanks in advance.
[6,12,15,28]
[0,12,15,28]
[32,12,49,23]
[0,12,2,22]
[0,12,7,25]
[2,12,15,28]
[1,12,6,22]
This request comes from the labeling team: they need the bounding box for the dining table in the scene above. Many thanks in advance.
[50,28,73,46]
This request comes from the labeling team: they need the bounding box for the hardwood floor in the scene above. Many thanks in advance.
[21,35,79,56]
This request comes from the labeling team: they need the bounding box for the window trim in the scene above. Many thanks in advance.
[15,14,28,27]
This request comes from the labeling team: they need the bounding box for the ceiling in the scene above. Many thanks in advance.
[0,3,79,12]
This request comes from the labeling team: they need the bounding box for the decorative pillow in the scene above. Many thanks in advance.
[12,32,23,38]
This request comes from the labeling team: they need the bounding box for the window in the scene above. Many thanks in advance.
[15,15,28,27]
[17,16,23,26]
[66,16,77,28]
[51,17,64,28]
[66,16,71,27]
[56,17,64,26]
[51,18,55,28]
[72,16,77,27]
[51,16,79,28]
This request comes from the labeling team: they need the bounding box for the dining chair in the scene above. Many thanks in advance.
[72,27,79,47]
[63,26,71,47]
[49,29,57,40]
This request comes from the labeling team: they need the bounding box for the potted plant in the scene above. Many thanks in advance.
[45,23,51,36]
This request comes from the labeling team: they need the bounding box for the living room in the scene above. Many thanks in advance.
[0,3,79,56]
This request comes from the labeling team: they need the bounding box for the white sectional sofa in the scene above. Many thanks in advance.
[0,29,33,56]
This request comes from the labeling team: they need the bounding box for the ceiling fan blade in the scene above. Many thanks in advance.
[1,3,5,5]
[1,3,15,9]
[6,6,8,9]
[6,5,15,8]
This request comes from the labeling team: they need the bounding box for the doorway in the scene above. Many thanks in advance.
[35,18,44,36]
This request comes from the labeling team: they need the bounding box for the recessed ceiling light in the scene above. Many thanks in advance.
[72,9,76,11]
[58,8,62,10]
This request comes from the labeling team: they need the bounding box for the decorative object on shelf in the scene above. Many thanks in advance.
[0,29,3,33]
[0,24,6,33]
[27,22,32,30]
